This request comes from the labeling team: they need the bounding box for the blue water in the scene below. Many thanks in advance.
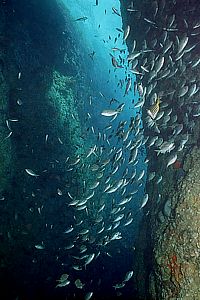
[52,1,147,299]
[0,1,147,299]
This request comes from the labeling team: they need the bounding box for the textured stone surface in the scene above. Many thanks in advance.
[151,147,200,299]
[120,0,200,299]
[0,5,13,194]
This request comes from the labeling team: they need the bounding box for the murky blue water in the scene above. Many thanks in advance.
[0,1,148,299]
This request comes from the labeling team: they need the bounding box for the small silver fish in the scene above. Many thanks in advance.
[124,218,133,226]
[25,169,39,177]
[123,25,130,41]
[64,226,74,234]
[85,253,95,266]
[140,194,149,209]
[177,35,188,55]
[101,109,120,117]
[137,169,145,181]
[124,271,133,282]
[89,181,100,190]
[113,283,125,289]
[134,98,145,109]
[35,243,45,250]
[106,179,124,193]
[167,153,177,167]
[56,279,70,288]
[85,292,93,300]
[156,175,163,184]
[75,279,85,289]
[5,131,13,139]
[155,141,175,155]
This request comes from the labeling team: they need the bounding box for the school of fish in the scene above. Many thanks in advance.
[25,0,200,299]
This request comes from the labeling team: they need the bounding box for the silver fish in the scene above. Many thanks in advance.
[25,169,39,177]
[156,175,163,184]
[167,153,177,167]
[172,124,183,136]
[113,283,125,289]
[89,181,100,190]
[140,193,149,209]
[148,172,156,181]
[75,279,85,289]
[76,199,88,206]
[106,179,124,194]
[35,243,45,250]
[127,51,142,61]
[191,57,200,68]
[177,35,188,55]
[113,214,124,223]
[85,253,95,266]
[134,98,145,108]
[177,85,188,97]
[56,276,70,288]
[85,292,93,300]
[155,141,175,155]
[137,169,145,181]
[124,78,132,95]
[124,218,133,226]
[124,271,133,282]
[64,226,74,234]
[101,109,120,117]
[123,25,130,41]
[154,56,165,74]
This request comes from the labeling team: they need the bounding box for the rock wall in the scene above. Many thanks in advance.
[120,0,200,299]
[0,1,93,298]
[0,2,14,196]
[150,146,200,299]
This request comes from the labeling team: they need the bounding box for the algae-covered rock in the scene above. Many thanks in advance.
[0,60,12,194]
[47,70,84,158]
[46,70,97,198]
[151,146,200,299]
[0,135,12,194]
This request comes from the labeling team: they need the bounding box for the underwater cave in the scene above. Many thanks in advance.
[0,0,200,299]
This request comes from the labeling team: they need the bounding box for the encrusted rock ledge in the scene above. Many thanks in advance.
[150,146,200,299]
[120,0,200,298]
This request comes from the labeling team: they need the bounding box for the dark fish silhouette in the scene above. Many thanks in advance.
[75,17,88,22]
